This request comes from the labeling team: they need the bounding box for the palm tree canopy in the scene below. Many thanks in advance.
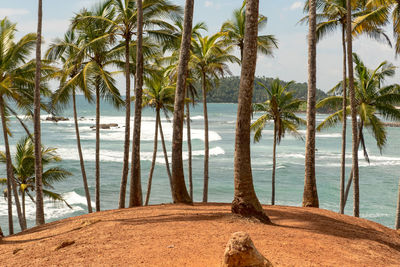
[317,53,400,153]
[251,79,305,144]
[220,2,278,57]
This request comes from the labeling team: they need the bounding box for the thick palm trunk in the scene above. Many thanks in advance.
[271,122,277,205]
[395,176,400,229]
[145,110,159,206]
[95,85,101,212]
[339,24,347,214]
[201,71,209,203]
[171,0,193,204]
[34,0,45,225]
[119,35,131,209]
[302,0,319,208]
[0,97,26,231]
[346,0,360,217]
[186,102,193,201]
[159,115,173,190]
[129,0,144,207]
[232,0,270,223]
[22,191,27,227]
[72,90,92,213]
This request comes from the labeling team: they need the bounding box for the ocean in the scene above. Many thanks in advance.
[1,95,399,235]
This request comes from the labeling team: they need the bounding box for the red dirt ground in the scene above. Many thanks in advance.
[1,203,400,266]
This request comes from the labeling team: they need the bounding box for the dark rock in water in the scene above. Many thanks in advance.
[90,123,118,130]
[46,116,69,122]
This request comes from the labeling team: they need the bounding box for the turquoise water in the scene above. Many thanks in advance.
[1,96,400,235]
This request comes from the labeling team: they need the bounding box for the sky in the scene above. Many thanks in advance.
[1,0,399,92]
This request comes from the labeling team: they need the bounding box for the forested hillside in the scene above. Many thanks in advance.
[204,76,328,103]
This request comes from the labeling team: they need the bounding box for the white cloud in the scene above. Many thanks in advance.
[0,8,29,17]
[205,1,213,8]
[290,2,303,10]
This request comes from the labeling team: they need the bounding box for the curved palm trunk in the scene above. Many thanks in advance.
[72,90,92,213]
[0,97,26,231]
[201,71,209,203]
[95,85,101,212]
[396,176,400,229]
[346,0,360,217]
[171,0,193,204]
[119,35,131,209]
[34,0,45,225]
[129,0,144,207]
[145,110,159,206]
[339,23,347,214]
[232,0,270,223]
[302,0,319,208]
[159,114,172,190]
[271,122,277,205]
[186,102,193,201]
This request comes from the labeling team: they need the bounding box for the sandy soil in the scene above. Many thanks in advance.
[1,203,400,266]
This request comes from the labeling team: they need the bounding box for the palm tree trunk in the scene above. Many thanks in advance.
[171,0,194,204]
[159,114,173,190]
[343,122,363,208]
[339,23,347,214]
[231,0,270,223]
[119,34,131,209]
[145,110,159,206]
[95,84,101,212]
[395,176,400,230]
[129,0,144,207]
[302,0,319,208]
[271,122,277,205]
[22,190,27,227]
[72,90,92,213]
[0,97,26,231]
[346,0,360,217]
[201,71,209,203]
[34,0,45,225]
[186,102,193,201]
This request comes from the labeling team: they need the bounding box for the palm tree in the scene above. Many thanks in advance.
[231,0,270,223]
[302,0,391,214]
[0,18,38,233]
[34,0,45,226]
[220,1,278,62]
[73,4,123,212]
[302,0,319,208]
[143,70,175,205]
[396,177,400,229]
[318,53,400,215]
[46,29,94,213]
[251,79,305,205]
[171,0,194,204]
[191,33,239,202]
[0,137,72,226]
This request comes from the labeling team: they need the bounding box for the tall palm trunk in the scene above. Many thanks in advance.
[72,90,92,213]
[201,71,209,203]
[171,0,193,204]
[95,84,101,211]
[119,35,131,209]
[129,0,144,207]
[271,122,277,205]
[22,190,27,227]
[145,110,160,206]
[34,0,45,225]
[346,0,360,217]
[231,0,270,223]
[395,176,400,229]
[339,23,347,214]
[186,101,193,201]
[0,97,26,231]
[302,0,319,208]
[159,115,172,190]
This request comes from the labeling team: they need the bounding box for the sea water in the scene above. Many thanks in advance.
[1,96,399,235]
